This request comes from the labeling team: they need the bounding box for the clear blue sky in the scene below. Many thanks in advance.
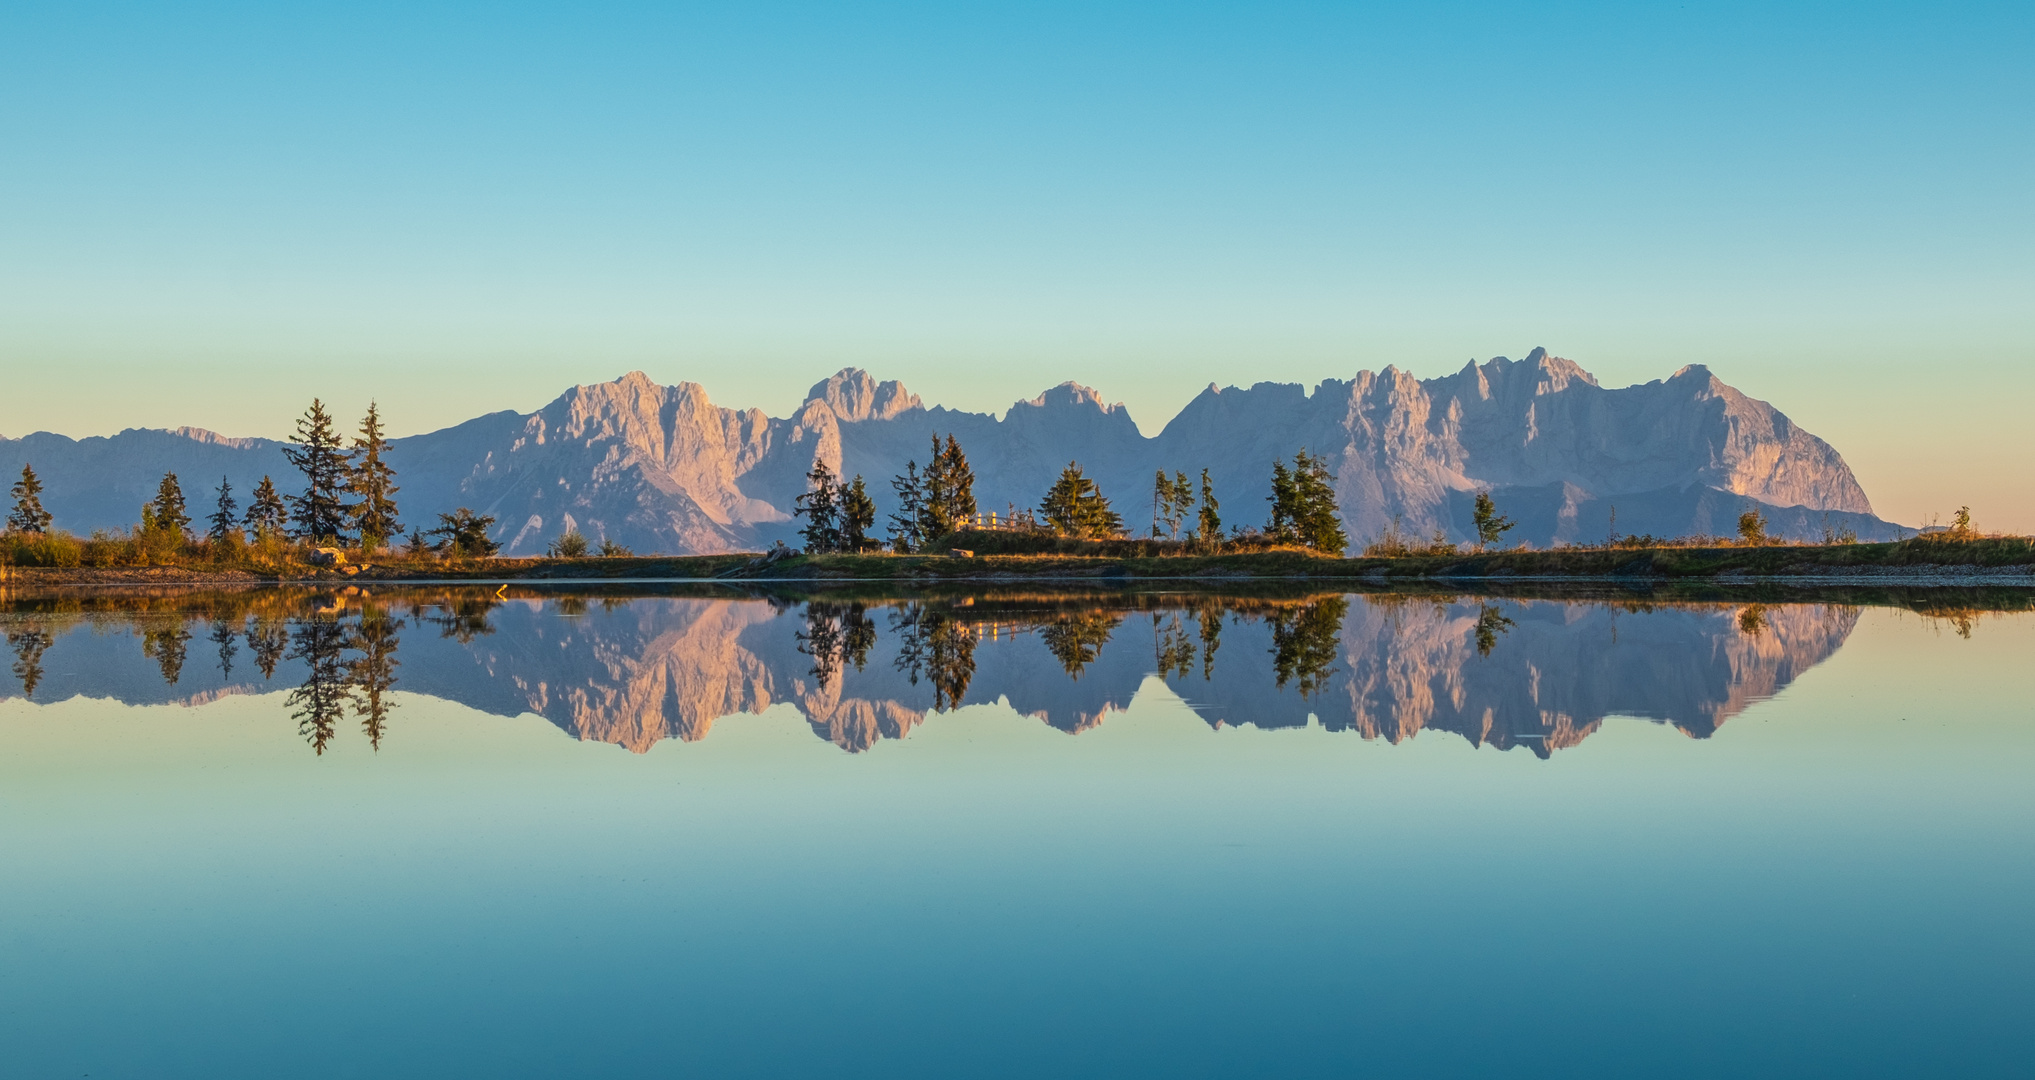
[1,1,2028,527]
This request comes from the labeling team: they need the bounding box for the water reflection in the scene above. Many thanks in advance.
[0,585,2020,757]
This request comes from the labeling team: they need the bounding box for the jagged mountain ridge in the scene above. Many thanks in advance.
[0,349,1899,551]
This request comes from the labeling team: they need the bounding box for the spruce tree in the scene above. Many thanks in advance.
[1195,469,1221,550]
[940,435,976,524]
[150,473,191,538]
[839,475,877,552]
[919,434,951,540]
[1289,450,1347,555]
[243,475,289,539]
[346,402,400,550]
[1471,490,1515,550]
[1040,462,1123,539]
[7,464,51,533]
[794,459,842,553]
[888,461,925,553]
[207,477,239,543]
[1151,471,1174,538]
[282,399,352,543]
[1265,459,1298,543]
[428,509,499,558]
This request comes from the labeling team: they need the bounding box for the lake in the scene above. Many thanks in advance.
[2,583,2030,1078]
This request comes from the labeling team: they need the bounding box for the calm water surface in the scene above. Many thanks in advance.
[1,585,2030,1078]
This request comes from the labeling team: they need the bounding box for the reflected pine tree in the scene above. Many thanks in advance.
[1195,602,1224,680]
[141,622,193,686]
[1474,603,1516,657]
[249,618,289,679]
[841,605,876,672]
[208,620,239,679]
[347,604,402,751]
[1152,613,1196,681]
[286,617,350,755]
[1041,612,1122,679]
[1738,604,1769,636]
[428,595,499,643]
[891,604,977,711]
[797,603,845,690]
[1267,597,1347,696]
[8,628,52,699]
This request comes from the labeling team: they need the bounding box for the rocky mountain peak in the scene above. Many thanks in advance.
[1014,381,1117,415]
[804,368,922,423]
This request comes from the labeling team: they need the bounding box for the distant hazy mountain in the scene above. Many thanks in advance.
[0,348,1902,552]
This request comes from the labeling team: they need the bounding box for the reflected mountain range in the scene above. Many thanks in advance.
[0,585,1877,757]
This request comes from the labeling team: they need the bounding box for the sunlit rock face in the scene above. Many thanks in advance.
[2,350,1897,553]
[0,589,1861,758]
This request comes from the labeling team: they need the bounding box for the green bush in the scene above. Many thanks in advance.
[0,530,85,567]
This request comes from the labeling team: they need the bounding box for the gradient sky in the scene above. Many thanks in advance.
[1,1,2029,528]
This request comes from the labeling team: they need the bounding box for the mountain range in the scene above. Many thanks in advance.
[0,348,1904,552]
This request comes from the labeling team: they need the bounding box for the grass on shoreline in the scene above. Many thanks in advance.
[5,529,2032,585]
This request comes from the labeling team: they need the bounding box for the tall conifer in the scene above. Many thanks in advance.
[346,402,400,550]
[839,475,877,552]
[282,399,351,543]
[208,477,239,543]
[1040,462,1122,539]
[888,461,925,553]
[7,464,51,533]
[1195,469,1221,550]
[794,459,842,553]
[1289,450,1346,555]
[940,435,975,524]
[244,475,289,539]
[150,473,191,538]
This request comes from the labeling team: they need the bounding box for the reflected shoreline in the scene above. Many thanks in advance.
[3,584,2013,758]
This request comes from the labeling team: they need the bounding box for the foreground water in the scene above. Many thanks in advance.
[1,584,2030,1078]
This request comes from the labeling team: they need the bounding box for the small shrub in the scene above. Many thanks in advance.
[1736,508,1768,546]
[548,529,590,558]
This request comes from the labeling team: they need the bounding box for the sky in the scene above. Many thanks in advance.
[0,1,2029,529]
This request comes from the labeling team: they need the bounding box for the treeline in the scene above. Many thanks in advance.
[1,400,590,568]
[792,435,1355,556]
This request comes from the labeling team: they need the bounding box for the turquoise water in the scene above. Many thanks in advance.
[2,588,2030,1078]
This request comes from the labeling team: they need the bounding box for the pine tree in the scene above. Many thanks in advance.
[940,435,976,524]
[7,464,51,533]
[282,399,352,543]
[1195,469,1221,551]
[346,402,400,550]
[794,459,842,553]
[150,473,191,538]
[1471,490,1515,550]
[919,433,951,540]
[1265,459,1298,543]
[1040,462,1123,539]
[839,475,877,552]
[243,475,289,539]
[1152,471,1197,539]
[207,477,239,543]
[1289,450,1347,555]
[428,508,499,558]
[888,461,925,553]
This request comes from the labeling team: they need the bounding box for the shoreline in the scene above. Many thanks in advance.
[5,540,2033,588]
